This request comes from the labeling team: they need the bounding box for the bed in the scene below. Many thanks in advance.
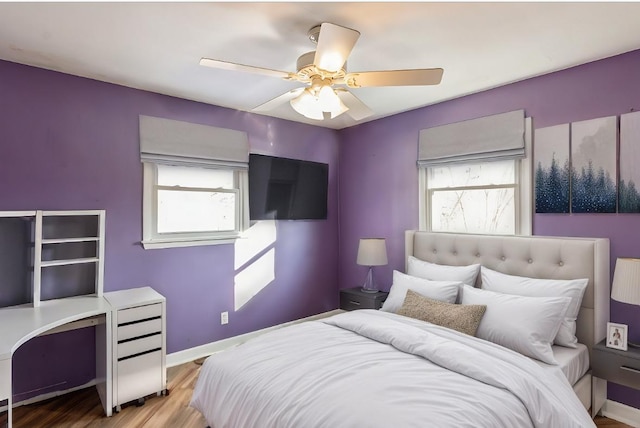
[403,231,610,415]
[191,231,610,427]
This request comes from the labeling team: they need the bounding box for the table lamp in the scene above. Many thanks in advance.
[357,238,388,293]
[611,257,640,347]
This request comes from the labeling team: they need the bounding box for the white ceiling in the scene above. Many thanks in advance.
[1,2,640,130]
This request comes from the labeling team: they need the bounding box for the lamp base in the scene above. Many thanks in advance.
[361,267,379,293]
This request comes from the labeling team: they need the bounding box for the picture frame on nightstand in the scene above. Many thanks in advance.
[607,322,628,351]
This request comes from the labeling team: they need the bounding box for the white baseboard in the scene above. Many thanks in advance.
[602,399,640,427]
[0,379,97,412]
[166,309,343,368]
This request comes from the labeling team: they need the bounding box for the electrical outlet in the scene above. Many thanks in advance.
[220,311,229,325]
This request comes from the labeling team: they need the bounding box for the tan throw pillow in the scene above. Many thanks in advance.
[397,289,487,336]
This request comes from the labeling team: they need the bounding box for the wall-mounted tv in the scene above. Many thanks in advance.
[249,154,328,220]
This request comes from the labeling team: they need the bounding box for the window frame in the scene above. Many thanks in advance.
[141,162,249,249]
[418,118,532,236]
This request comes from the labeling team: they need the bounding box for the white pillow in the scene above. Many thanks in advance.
[460,285,571,364]
[480,267,588,348]
[407,256,480,286]
[381,270,461,313]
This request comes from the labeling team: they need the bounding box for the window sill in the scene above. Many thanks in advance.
[141,236,237,250]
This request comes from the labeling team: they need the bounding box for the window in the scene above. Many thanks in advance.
[423,160,519,234]
[142,163,248,248]
[418,112,532,235]
[138,115,249,249]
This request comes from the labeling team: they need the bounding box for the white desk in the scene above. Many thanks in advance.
[0,295,113,428]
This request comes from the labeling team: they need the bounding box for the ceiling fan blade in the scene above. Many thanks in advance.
[200,58,292,80]
[344,68,444,88]
[335,89,374,121]
[253,88,304,112]
[313,23,360,73]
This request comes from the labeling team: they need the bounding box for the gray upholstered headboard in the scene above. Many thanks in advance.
[405,231,610,358]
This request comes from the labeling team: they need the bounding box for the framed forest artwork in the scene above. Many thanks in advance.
[570,116,617,213]
[620,111,640,213]
[534,124,570,213]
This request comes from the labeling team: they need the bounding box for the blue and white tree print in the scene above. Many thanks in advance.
[620,111,640,213]
[570,116,617,213]
[535,124,570,213]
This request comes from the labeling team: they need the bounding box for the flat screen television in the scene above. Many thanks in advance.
[249,154,328,220]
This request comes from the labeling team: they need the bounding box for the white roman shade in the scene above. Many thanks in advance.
[418,110,525,167]
[139,115,249,169]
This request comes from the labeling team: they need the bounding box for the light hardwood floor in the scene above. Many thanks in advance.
[0,361,633,427]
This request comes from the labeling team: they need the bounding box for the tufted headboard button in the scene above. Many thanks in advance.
[528,259,533,264]
[501,256,506,261]
[559,261,564,266]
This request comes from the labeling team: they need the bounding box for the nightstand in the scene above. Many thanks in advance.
[592,339,640,391]
[340,287,389,311]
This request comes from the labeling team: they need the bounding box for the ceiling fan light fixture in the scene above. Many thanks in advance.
[318,85,340,111]
[290,89,323,120]
[321,87,348,118]
[290,85,348,120]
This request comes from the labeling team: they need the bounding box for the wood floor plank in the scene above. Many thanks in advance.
[594,416,633,427]
[0,361,633,427]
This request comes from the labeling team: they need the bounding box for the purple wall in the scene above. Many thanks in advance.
[0,59,340,400]
[339,49,640,408]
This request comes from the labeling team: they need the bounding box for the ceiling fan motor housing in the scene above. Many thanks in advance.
[296,51,346,82]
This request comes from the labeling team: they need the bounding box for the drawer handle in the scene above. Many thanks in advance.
[118,332,161,345]
[621,366,640,375]
[349,300,361,306]
[118,348,161,362]
[118,316,161,327]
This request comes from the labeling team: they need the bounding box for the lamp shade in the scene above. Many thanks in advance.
[356,238,388,266]
[290,89,323,120]
[290,84,349,120]
[611,257,640,305]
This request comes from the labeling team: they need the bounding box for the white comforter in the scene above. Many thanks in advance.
[191,310,595,428]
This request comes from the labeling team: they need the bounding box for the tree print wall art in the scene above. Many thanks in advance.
[535,124,570,213]
[570,116,617,213]
[620,111,640,213]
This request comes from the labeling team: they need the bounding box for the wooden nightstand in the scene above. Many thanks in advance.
[592,339,640,391]
[340,287,389,311]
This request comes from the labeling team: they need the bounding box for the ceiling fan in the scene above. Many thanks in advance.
[200,23,444,121]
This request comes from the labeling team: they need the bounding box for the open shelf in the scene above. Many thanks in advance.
[42,237,100,244]
[40,257,100,268]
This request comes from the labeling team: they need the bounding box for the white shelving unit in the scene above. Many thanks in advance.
[0,209,106,308]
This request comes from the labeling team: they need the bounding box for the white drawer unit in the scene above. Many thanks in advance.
[104,287,166,413]
[117,350,163,405]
